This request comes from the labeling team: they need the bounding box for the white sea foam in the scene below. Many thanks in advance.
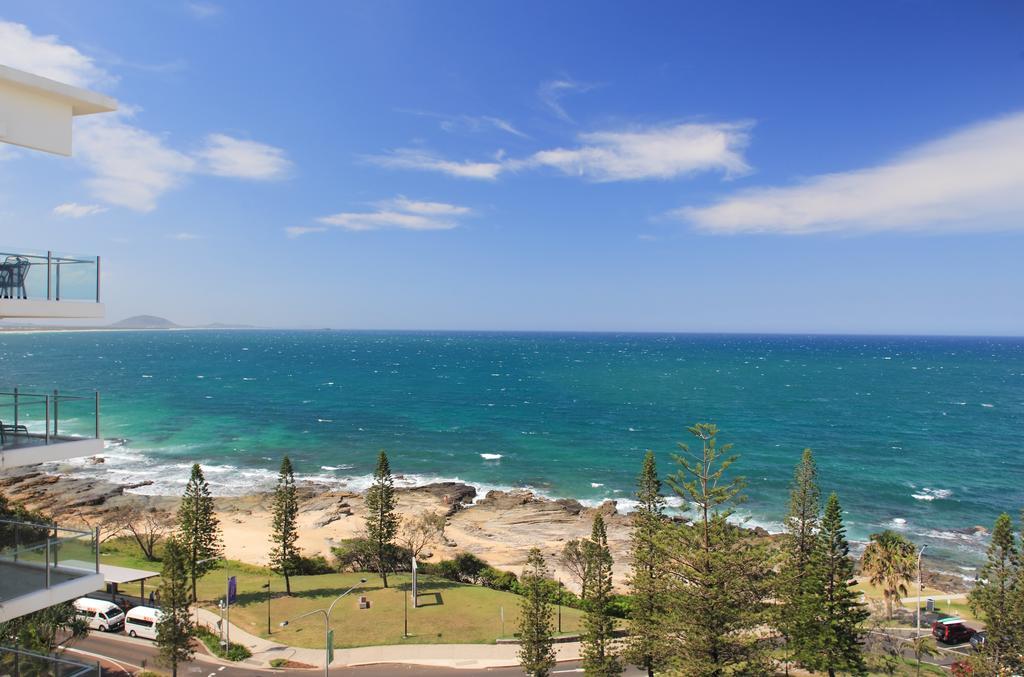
[480,453,502,460]
[590,482,604,488]
[981,403,994,408]
[320,465,353,471]
[912,488,953,501]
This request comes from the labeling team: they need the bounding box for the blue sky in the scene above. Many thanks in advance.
[1,1,1023,334]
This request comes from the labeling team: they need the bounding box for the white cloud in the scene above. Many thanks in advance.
[528,122,752,181]
[285,226,328,238]
[72,115,292,211]
[185,2,222,19]
[538,77,597,122]
[367,148,503,180]
[399,109,528,138]
[681,111,1024,235]
[196,134,291,180]
[75,113,196,212]
[0,20,113,88]
[369,122,751,183]
[313,197,473,232]
[169,232,201,240]
[53,202,108,218]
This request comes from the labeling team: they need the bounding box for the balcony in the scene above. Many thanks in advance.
[0,646,99,676]
[0,250,103,320]
[0,390,103,470]
[0,519,104,623]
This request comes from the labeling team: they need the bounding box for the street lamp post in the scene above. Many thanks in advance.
[917,544,928,636]
[279,578,366,677]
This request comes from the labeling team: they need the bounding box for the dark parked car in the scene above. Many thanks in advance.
[932,618,976,645]
[969,630,987,652]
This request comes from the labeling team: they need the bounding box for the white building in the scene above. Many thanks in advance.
[0,65,117,635]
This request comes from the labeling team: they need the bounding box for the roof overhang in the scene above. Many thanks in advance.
[0,65,118,156]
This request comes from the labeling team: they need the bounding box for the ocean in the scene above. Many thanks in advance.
[2,330,1022,573]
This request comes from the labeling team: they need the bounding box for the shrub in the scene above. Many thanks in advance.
[294,554,333,575]
[195,626,252,661]
[453,552,488,583]
[269,658,289,668]
[332,538,412,573]
[480,566,518,591]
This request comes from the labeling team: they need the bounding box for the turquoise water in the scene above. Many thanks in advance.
[2,330,1022,571]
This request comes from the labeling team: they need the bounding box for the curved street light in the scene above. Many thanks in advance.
[279,578,367,677]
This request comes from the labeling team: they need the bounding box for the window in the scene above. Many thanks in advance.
[128,617,154,628]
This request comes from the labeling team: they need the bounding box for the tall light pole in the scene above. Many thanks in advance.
[279,578,366,677]
[917,544,928,635]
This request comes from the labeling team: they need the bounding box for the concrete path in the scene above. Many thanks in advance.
[194,607,582,670]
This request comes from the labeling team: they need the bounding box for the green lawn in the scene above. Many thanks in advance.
[99,539,586,649]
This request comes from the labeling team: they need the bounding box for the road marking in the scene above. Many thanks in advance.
[63,646,138,673]
[552,670,584,674]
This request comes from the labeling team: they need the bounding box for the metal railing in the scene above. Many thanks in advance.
[0,250,100,303]
[0,519,100,600]
[0,389,100,448]
[0,646,100,676]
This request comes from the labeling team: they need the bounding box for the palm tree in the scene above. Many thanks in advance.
[910,635,937,676]
[860,530,917,619]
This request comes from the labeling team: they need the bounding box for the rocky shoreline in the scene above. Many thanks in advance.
[0,462,971,594]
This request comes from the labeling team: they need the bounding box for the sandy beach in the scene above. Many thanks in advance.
[0,461,636,590]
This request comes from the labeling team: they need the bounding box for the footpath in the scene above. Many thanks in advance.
[194,608,582,670]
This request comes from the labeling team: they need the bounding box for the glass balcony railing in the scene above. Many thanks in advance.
[0,519,100,609]
[0,646,100,677]
[0,390,101,451]
[0,249,100,303]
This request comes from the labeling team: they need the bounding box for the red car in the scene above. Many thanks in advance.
[932,618,976,644]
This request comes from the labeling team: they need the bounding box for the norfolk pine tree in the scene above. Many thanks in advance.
[582,513,621,676]
[969,512,1023,673]
[806,493,869,677]
[779,449,822,668]
[365,450,399,588]
[156,537,195,677]
[176,463,222,602]
[518,547,557,677]
[624,450,667,677]
[270,455,301,595]
[659,423,772,675]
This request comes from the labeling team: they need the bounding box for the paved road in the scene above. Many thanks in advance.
[65,632,647,676]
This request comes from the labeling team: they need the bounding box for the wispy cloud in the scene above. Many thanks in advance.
[0,20,114,88]
[185,2,222,19]
[680,111,1024,235]
[528,122,752,181]
[537,76,598,122]
[74,114,292,211]
[366,148,503,180]
[53,202,108,218]
[369,122,751,183]
[196,134,292,180]
[285,226,328,239]
[308,197,473,233]
[169,232,201,240]
[398,109,528,138]
[75,112,197,212]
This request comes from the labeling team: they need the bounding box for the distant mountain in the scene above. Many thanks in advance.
[109,315,179,329]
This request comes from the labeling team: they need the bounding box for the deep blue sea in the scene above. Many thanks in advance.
[2,330,1022,573]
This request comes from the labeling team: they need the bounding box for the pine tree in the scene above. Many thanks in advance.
[659,423,772,675]
[582,513,621,676]
[269,455,301,595]
[779,449,822,668]
[805,493,869,676]
[365,450,399,588]
[176,463,222,602]
[969,513,1022,673]
[518,547,557,677]
[156,537,195,677]
[624,450,667,677]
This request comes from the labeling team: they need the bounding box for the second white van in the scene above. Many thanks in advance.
[73,598,125,632]
[124,605,163,640]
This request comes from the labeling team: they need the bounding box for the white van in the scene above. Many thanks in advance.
[73,598,125,632]
[124,605,163,640]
